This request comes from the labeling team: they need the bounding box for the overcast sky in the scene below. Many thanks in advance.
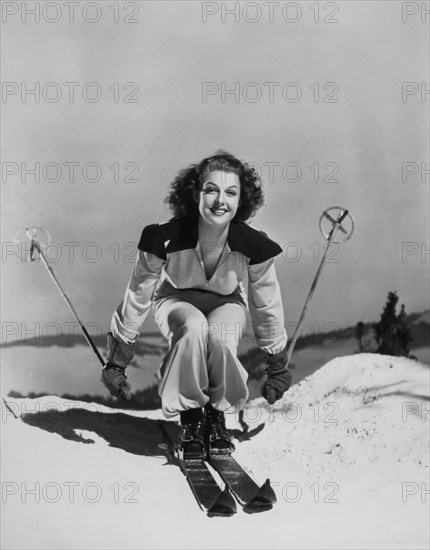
[2,1,429,344]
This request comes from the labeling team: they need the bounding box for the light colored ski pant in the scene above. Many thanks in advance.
[152,280,249,419]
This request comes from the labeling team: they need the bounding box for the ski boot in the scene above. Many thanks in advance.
[179,408,207,460]
[205,404,235,456]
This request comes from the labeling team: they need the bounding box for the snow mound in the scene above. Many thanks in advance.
[2,353,429,549]
[233,354,429,501]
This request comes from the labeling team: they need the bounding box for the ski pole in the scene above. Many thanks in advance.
[285,208,353,369]
[25,228,105,367]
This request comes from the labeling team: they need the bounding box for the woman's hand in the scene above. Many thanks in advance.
[101,364,132,401]
[262,346,292,404]
[101,333,135,400]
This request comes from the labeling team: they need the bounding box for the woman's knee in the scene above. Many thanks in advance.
[173,318,208,342]
[206,328,241,352]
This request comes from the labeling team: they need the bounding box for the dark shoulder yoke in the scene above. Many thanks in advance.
[137,223,167,260]
[228,221,283,265]
[137,218,185,260]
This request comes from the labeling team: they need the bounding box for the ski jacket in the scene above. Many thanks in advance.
[110,215,287,355]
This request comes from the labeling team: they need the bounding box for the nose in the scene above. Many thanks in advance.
[214,192,226,206]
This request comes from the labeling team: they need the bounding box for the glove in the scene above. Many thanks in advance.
[101,333,135,401]
[262,346,292,405]
[101,365,131,401]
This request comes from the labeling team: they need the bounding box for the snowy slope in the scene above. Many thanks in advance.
[2,354,429,549]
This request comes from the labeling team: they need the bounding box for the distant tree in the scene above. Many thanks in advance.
[356,321,365,352]
[397,304,413,357]
[374,291,399,355]
[374,292,413,357]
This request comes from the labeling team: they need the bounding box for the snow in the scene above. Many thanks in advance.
[2,353,429,549]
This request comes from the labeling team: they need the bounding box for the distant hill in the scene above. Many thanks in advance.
[0,331,169,357]
[5,311,428,410]
[3,311,427,352]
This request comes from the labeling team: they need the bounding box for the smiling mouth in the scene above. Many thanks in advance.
[210,207,227,214]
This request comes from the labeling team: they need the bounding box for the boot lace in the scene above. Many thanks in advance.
[206,411,232,443]
[181,421,205,443]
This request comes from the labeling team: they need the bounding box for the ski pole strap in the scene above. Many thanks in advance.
[266,348,288,369]
[264,362,288,376]
[106,332,135,368]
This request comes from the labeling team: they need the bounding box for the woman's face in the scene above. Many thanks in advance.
[195,170,241,227]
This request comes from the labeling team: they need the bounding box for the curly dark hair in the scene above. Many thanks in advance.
[163,150,265,222]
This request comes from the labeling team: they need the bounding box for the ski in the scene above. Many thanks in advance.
[159,422,237,517]
[207,452,277,514]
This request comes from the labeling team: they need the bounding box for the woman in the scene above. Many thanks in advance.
[102,151,292,458]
